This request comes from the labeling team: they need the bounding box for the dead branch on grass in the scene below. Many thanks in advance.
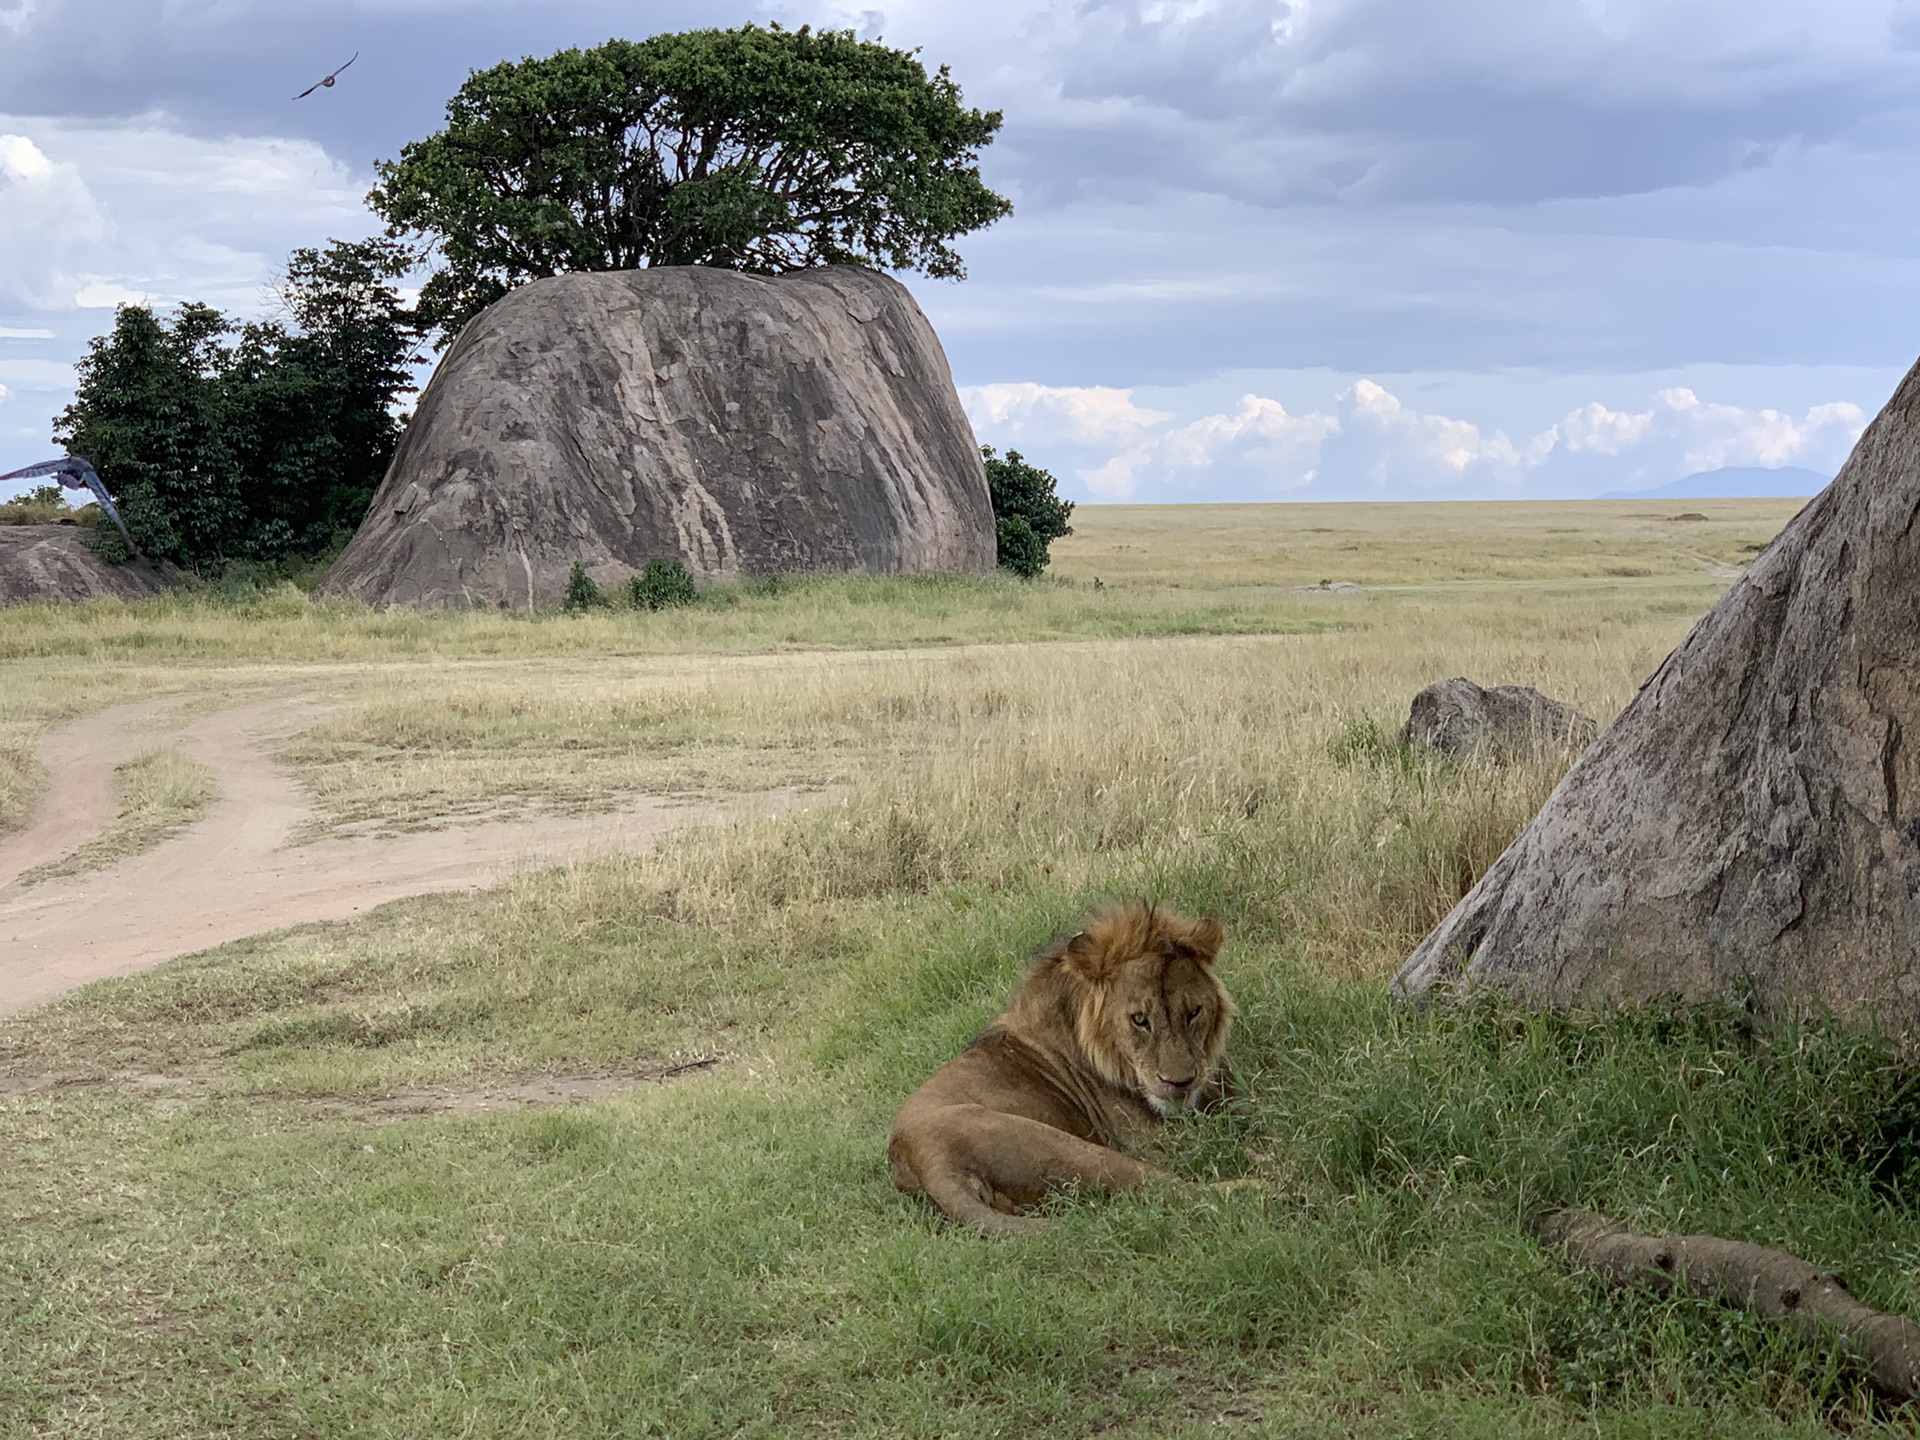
[1534,1208,1920,1399]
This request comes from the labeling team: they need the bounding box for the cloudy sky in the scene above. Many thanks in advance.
[2,0,1915,503]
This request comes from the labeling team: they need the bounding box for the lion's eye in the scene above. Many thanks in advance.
[1130,1013,1151,1031]
[1185,1006,1203,1025]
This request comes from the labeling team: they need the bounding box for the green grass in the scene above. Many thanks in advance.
[0,569,1348,667]
[6,875,1916,1437]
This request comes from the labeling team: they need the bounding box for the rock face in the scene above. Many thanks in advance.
[1401,678,1598,761]
[318,266,995,609]
[1395,357,1920,1027]
[0,525,172,605]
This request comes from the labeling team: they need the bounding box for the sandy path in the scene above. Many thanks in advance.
[0,694,189,885]
[0,695,810,1015]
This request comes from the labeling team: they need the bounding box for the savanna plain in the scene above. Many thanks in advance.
[11,498,1920,1438]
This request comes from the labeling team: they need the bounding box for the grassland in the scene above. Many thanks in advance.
[14,496,1915,1438]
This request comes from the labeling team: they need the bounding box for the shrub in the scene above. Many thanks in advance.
[993,514,1046,580]
[626,557,698,611]
[564,562,607,612]
[982,446,1072,578]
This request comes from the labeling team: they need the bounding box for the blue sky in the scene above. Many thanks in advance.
[2,0,1915,503]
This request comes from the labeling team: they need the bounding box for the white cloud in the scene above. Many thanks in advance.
[1653,386,1867,471]
[0,130,106,310]
[965,381,1339,497]
[0,133,52,180]
[1556,401,1656,455]
[1124,393,1341,495]
[961,381,1174,447]
[963,371,1875,501]
[0,326,54,339]
[0,112,371,321]
[1347,377,1548,479]
[72,280,149,309]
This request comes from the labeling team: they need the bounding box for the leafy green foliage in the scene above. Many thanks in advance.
[626,557,698,611]
[54,239,420,573]
[563,563,608,612]
[983,446,1074,578]
[369,25,1012,339]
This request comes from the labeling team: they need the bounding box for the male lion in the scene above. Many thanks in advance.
[888,901,1235,1234]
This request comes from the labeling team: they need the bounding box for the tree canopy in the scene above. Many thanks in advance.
[55,239,420,572]
[983,447,1074,578]
[369,25,1012,340]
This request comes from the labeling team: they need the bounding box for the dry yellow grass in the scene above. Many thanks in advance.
[0,499,1801,866]
[1050,497,1800,588]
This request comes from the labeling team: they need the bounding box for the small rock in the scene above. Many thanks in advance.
[1400,677,1598,761]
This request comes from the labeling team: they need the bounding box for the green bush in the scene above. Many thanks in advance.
[983,446,1073,578]
[993,514,1045,581]
[563,563,607,612]
[626,557,698,611]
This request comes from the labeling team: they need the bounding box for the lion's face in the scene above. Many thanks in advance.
[1054,903,1235,1114]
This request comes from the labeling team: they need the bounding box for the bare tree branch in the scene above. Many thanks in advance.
[1536,1208,1920,1400]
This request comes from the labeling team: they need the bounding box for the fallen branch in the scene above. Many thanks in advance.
[1534,1208,1920,1400]
[651,1053,724,1081]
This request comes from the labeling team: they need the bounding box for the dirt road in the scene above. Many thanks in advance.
[0,694,807,1015]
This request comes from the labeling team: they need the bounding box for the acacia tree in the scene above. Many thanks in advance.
[369,24,1012,340]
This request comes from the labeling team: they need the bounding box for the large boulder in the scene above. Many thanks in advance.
[1395,357,1920,1028]
[1401,677,1598,761]
[318,266,995,609]
[0,525,172,605]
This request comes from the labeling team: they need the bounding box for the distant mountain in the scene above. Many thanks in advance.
[1601,466,1828,500]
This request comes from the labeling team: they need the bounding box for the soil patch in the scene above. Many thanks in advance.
[0,695,819,1013]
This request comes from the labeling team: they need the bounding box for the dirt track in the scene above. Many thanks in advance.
[0,694,806,1015]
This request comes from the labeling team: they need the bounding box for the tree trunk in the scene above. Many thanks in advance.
[1396,358,1920,1026]
[1535,1209,1920,1399]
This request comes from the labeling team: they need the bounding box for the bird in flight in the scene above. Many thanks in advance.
[295,53,358,100]
[0,456,137,552]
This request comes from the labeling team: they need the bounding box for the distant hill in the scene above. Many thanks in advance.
[1601,465,1828,500]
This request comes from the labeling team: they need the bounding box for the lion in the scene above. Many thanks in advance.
[887,900,1236,1234]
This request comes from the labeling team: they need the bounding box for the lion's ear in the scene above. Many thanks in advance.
[1061,930,1115,982]
[1187,918,1225,963]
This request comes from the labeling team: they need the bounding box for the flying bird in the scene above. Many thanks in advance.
[0,456,137,552]
[295,52,358,100]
